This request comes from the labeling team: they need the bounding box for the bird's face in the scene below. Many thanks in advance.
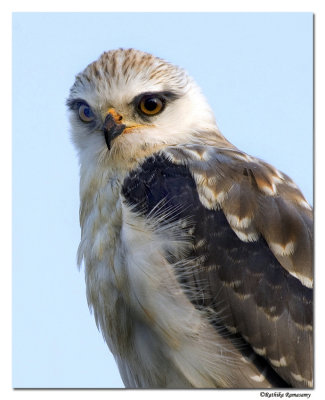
[67,49,218,167]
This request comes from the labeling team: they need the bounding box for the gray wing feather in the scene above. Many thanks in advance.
[122,146,313,388]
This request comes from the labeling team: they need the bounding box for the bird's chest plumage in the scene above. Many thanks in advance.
[78,166,132,353]
[77,162,209,388]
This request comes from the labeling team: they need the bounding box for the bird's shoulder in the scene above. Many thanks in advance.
[122,144,313,284]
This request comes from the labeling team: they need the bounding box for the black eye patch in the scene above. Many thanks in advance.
[132,90,180,119]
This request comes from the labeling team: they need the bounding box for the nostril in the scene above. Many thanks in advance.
[107,108,123,123]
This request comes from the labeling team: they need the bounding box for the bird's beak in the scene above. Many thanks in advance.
[102,108,126,150]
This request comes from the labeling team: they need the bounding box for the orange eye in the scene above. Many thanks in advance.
[78,103,95,122]
[139,95,164,116]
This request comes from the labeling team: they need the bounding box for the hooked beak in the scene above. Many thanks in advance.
[102,109,126,150]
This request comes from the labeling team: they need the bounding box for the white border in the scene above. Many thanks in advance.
[3,1,324,399]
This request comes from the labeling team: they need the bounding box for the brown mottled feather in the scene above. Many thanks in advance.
[161,144,313,387]
[164,145,313,287]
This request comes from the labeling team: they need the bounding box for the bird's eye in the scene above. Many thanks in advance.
[138,95,164,116]
[78,103,95,122]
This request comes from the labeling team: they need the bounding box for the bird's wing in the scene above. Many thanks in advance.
[121,144,313,388]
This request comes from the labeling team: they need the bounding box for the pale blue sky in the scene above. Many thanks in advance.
[12,12,313,388]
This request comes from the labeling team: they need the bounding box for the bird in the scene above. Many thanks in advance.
[67,48,313,389]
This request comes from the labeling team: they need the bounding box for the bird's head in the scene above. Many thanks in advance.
[67,48,225,168]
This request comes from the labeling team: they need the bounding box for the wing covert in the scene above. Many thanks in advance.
[121,147,313,388]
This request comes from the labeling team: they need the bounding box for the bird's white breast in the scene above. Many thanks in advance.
[78,164,125,348]
[77,162,194,387]
[77,158,273,388]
